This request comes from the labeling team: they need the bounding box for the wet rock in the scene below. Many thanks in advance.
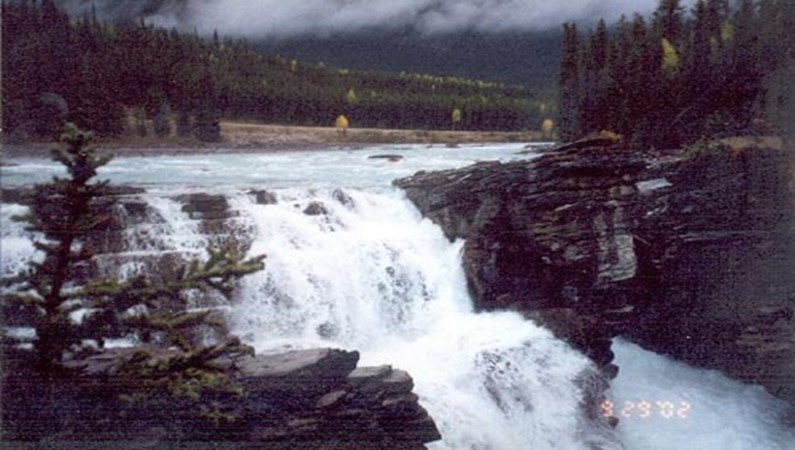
[316,390,348,409]
[303,201,328,216]
[176,193,231,220]
[396,143,795,409]
[174,193,250,253]
[120,200,149,220]
[4,346,441,448]
[238,348,358,406]
[250,189,278,205]
[368,154,404,162]
[0,187,32,204]
[332,188,355,207]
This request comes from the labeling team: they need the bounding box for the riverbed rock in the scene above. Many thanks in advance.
[303,201,328,216]
[368,154,404,162]
[249,189,278,205]
[3,345,441,448]
[395,142,795,410]
[174,192,251,253]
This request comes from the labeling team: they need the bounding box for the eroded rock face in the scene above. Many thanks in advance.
[396,144,795,408]
[629,148,795,408]
[396,147,650,369]
[3,346,441,448]
[2,186,441,447]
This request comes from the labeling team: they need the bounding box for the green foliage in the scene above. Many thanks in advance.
[1,124,265,372]
[116,340,251,401]
[1,122,265,428]
[114,339,252,429]
[3,123,113,365]
[559,0,795,149]
[153,102,172,137]
[558,22,581,142]
[1,1,542,136]
[193,108,222,142]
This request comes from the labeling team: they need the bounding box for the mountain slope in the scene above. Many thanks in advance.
[256,29,561,90]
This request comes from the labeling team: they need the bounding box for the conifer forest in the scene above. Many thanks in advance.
[1,0,544,142]
[559,0,795,148]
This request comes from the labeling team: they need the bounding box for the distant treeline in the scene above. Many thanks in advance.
[559,0,795,148]
[2,1,548,141]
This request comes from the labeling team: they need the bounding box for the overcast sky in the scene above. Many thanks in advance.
[63,0,695,38]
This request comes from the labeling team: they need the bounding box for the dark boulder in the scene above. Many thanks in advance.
[176,193,232,220]
[368,154,404,162]
[249,189,278,205]
[303,201,328,216]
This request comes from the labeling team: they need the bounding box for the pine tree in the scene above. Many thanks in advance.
[559,23,581,141]
[584,19,609,133]
[2,124,264,368]
[653,0,685,43]
[153,102,172,137]
[766,57,795,143]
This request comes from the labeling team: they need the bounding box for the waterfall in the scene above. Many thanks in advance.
[0,203,40,279]
[225,187,620,449]
[610,339,795,449]
[3,146,793,449]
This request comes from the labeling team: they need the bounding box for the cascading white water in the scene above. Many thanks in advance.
[3,144,794,449]
[609,339,795,449]
[0,203,40,279]
[227,187,618,449]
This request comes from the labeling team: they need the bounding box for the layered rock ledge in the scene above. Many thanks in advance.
[2,346,440,449]
[395,142,795,411]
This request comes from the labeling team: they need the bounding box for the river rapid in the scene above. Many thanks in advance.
[2,143,793,449]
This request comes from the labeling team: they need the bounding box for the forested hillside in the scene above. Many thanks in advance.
[559,0,795,148]
[256,30,561,90]
[1,0,548,141]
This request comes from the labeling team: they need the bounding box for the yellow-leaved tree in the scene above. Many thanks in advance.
[451,108,462,129]
[541,119,555,139]
[346,88,358,105]
[661,38,680,77]
[335,114,349,137]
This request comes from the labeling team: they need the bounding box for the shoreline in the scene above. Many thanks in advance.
[2,122,546,159]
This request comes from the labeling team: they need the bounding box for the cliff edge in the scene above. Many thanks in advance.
[396,141,795,411]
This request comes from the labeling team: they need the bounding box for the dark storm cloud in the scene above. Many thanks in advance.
[57,0,692,37]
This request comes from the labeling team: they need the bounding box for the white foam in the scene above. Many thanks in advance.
[610,339,795,449]
[229,188,619,449]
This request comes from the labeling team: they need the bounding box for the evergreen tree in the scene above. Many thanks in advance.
[653,0,685,43]
[559,0,794,148]
[559,23,581,141]
[766,60,795,141]
[583,19,609,133]
[153,102,172,137]
[1,0,541,138]
[2,124,264,368]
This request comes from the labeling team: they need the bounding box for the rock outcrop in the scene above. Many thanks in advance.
[2,186,441,447]
[2,345,440,448]
[395,143,795,410]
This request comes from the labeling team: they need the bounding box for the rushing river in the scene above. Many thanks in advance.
[2,143,793,449]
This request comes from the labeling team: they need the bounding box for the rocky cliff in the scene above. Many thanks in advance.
[395,142,795,411]
[1,188,441,448]
[2,345,440,448]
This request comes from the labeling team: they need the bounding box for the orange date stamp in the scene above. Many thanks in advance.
[601,400,692,420]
